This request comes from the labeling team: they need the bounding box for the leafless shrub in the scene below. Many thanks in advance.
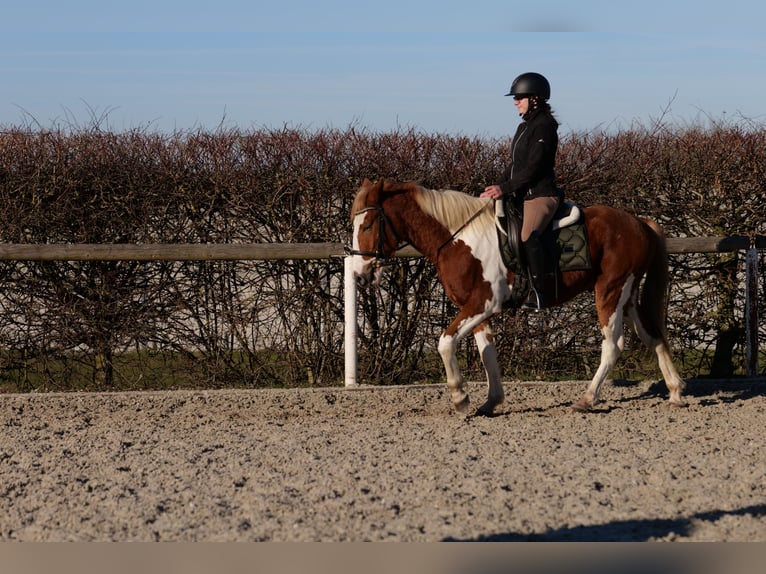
[0,118,763,390]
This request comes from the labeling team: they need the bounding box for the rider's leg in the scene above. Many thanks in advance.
[521,196,560,312]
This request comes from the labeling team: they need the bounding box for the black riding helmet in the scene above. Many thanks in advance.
[505,72,551,100]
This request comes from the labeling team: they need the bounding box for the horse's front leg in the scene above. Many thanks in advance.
[438,331,471,414]
[438,311,498,415]
[473,322,504,416]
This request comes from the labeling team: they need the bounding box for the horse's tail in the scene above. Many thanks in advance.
[639,218,670,342]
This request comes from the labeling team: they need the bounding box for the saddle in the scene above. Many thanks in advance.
[495,197,592,307]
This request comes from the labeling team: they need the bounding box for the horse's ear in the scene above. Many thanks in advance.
[366,179,384,204]
[362,177,372,187]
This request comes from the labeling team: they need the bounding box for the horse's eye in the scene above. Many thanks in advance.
[362,224,373,232]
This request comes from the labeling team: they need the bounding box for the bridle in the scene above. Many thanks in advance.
[347,205,410,263]
[348,200,492,262]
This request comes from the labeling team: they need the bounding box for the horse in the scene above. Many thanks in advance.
[349,178,686,416]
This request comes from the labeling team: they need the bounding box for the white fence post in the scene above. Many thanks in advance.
[745,247,760,377]
[344,256,359,387]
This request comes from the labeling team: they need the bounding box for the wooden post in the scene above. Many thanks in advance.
[745,247,760,376]
[344,256,359,387]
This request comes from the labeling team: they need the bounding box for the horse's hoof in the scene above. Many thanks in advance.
[454,397,471,415]
[571,399,594,413]
[669,399,688,409]
[475,399,502,417]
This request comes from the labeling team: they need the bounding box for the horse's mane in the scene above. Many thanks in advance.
[414,186,494,233]
[351,179,494,233]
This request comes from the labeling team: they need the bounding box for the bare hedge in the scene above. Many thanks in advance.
[0,120,764,391]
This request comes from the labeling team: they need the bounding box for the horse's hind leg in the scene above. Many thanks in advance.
[473,322,504,415]
[655,344,686,407]
[626,306,686,407]
[573,276,632,412]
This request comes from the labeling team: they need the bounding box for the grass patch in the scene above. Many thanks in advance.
[0,349,336,393]
[1,347,761,393]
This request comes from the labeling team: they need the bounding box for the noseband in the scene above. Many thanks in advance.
[347,206,409,262]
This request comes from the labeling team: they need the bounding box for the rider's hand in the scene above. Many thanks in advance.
[480,185,502,199]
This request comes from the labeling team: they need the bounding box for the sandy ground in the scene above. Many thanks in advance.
[1,378,765,542]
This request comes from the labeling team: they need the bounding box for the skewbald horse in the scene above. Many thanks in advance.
[350,178,686,415]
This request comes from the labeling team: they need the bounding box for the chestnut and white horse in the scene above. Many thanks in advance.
[350,178,686,415]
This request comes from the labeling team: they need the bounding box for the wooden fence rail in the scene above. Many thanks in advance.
[0,236,762,382]
[0,235,763,261]
[0,243,346,261]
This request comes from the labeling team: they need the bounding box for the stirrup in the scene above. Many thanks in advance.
[522,288,545,312]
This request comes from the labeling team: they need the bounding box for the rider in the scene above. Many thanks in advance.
[480,72,563,311]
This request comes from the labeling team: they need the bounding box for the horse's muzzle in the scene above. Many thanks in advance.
[352,258,384,287]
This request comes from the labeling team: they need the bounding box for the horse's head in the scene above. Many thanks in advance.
[349,178,409,285]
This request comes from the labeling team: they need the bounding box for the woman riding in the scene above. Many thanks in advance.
[480,72,563,311]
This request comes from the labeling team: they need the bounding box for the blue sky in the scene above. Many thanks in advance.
[2,1,764,136]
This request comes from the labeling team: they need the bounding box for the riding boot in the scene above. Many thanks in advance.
[522,232,547,312]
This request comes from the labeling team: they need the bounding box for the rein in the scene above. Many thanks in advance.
[435,201,492,256]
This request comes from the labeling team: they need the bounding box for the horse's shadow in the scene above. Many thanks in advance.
[470,403,617,419]
[443,503,766,542]
[469,377,766,418]
[614,376,766,406]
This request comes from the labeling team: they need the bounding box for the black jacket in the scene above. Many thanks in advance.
[497,108,560,202]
